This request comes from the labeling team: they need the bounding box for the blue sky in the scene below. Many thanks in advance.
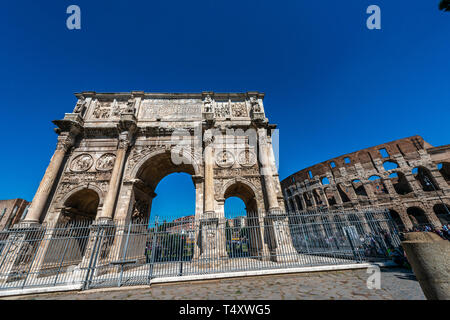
[0,1,449,217]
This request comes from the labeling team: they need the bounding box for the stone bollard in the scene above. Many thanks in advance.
[401,232,450,300]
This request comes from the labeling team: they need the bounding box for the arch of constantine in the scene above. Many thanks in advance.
[20,91,295,263]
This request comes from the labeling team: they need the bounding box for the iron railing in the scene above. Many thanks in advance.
[0,207,401,291]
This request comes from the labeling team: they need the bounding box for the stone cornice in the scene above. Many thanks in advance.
[74,91,266,100]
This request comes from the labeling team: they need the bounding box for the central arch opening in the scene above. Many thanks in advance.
[223,182,262,258]
[133,151,197,263]
[134,151,196,222]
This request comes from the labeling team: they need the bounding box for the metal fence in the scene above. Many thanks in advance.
[0,207,401,292]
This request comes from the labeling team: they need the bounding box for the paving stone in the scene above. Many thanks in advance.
[4,267,425,300]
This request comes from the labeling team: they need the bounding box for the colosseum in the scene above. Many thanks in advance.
[281,136,450,231]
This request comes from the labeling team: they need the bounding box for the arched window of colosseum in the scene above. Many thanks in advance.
[330,161,336,168]
[321,177,330,185]
[308,170,313,179]
[412,166,440,192]
[433,204,450,225]
[344,157,351,164]
[295,195,303,211]
[286,189,292,197]
[352,179,368,197]
[407,207,431,228]
[389,172,412,195]
[389,209,406,232]
[337,184,351,202]
[313,189,323,206]
[379,148,389,158]
[288,198,295,212]
[437,162,450,184]
[303,193,312,207]
[323,187,336,206]
[368,175,388,194]
[383,161,398,171]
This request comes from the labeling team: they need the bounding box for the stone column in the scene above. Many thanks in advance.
[98,133,131,221]
[203,141,215,214]
[257,129,297,261]
[198,134,227,261]
[383,179,399,199]
[257,128,280,212]
[24,131,77,224]
[97,114,136,222]
[333,186,344,206]
[398,207,414,230]
[363,181,377,204]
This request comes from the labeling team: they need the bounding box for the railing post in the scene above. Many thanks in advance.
[148,217,158,284]
[82,226,103,290]
[118,222,132,287]
[52,226,72,287]
[21,226,45,289]
[345,229,359,262]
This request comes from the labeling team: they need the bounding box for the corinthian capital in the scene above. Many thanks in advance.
[56,132,76,152]
[118,132,131,150]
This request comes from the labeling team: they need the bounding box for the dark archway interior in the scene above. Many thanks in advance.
[303,193,313,207]
[295,195,303,211]
[60,189,100,260]
[407,207,431,227]
[312,189,323,206]
[324,188,336,206]
[414,166,440,192]
[438,162,450,183]
[352,180,368,197]
[391,172,413,195]
[433,204,450,225]
[337,184,351,202]
[63,189,100,221]
[389,209,406,231]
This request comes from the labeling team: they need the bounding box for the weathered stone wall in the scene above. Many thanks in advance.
[0,199,30,230]
[281,136,450,230]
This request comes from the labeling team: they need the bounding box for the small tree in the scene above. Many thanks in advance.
[440,0,450,11]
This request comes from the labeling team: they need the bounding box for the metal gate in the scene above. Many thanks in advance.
[0,207,401,292]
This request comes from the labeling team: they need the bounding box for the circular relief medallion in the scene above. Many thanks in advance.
[96,153,116,171]
[70,154,94,172]
[237,150,257,167]
[215,150,235,168]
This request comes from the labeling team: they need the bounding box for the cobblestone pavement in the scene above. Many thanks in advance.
[4,267,425,300]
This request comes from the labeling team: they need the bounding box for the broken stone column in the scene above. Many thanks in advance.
[402,232,450,300]
[257,128,280,212]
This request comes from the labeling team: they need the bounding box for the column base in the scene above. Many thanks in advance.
[198,215,227,260]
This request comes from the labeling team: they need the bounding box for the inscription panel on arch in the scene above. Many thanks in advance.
[139,98,202,121]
